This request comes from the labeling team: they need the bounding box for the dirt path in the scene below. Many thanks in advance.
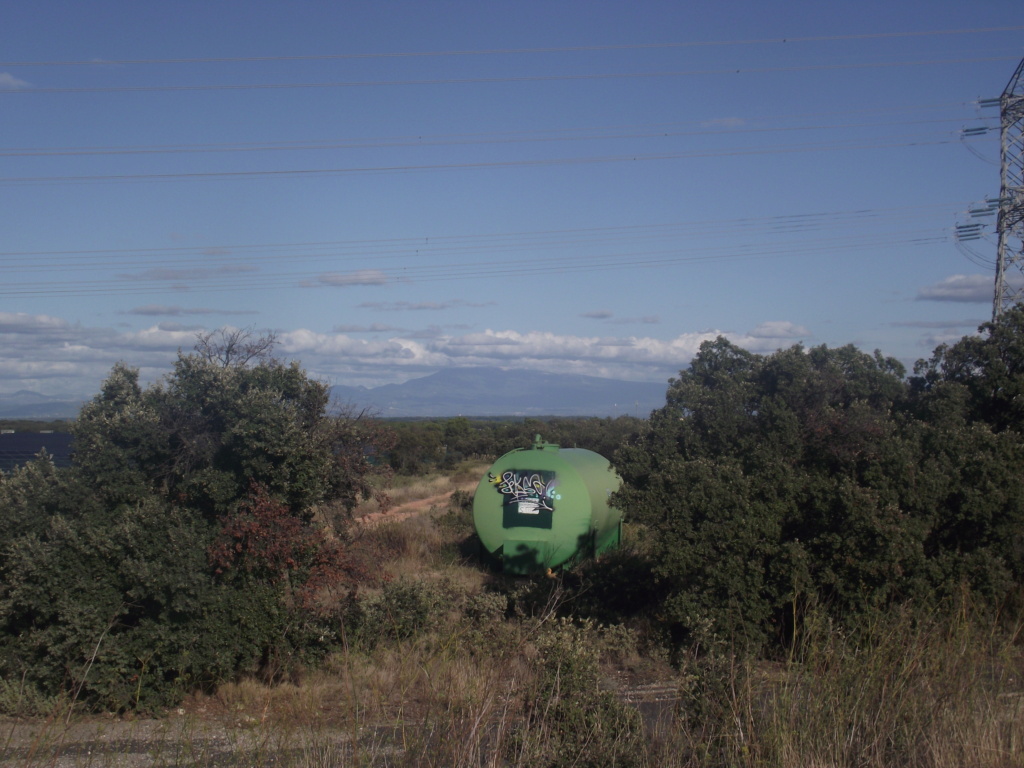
[355,482,478,527]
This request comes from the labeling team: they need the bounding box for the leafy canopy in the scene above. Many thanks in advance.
[615,313,1024,652]
[0,332,390,711]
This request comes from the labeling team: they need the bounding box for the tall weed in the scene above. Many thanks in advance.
[659,604,1024,768]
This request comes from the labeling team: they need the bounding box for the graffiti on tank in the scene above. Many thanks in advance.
[489,470,561,514]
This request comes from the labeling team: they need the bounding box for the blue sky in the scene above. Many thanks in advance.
[2,1,1022,399]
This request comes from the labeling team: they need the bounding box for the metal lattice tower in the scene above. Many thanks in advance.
[994,56,1024,321]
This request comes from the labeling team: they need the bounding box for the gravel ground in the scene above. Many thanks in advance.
[0,714,365,767]
[0,676,679,767]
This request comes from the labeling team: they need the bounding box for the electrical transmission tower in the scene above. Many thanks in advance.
[993,56,1024,321]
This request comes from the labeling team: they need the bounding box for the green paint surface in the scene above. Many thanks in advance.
[473,436,623,574]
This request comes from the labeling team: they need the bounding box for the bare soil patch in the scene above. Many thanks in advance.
[355,482,477,527]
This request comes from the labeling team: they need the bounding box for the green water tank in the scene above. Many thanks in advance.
[473,435,623,575]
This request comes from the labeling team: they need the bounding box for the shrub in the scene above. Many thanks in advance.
[350,579,449,646]
[511,618,646,768]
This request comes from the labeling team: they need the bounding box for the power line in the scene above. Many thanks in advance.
[3,57,1018,95]
[0,203,964,260]
[3,27,1021,67]
[0,138,959,185]
[0,219,954,298]
[0,116,981,158]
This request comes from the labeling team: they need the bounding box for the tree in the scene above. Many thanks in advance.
[0,334,393,710]
[911,303,1024,433]
[614,338,921,650]
[193,326,278,368]
[907,305,1024,593]
[209,483,367,611]
[69,335,390,520]
[0,498,223,711]
[617,328,1024,655]
[155,353,341,517]
[70,363,169,508]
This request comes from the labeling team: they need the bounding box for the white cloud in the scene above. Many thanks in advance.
[0,73,30,90]
[595,337,635,347]
[916,274,993,303]
[0,313,820,398]
[279,329,426,361]
[116,325,202,351]
[919,330,982,349]
[406,325,471,339]
[447,332,523,347]
[0,311,70,335]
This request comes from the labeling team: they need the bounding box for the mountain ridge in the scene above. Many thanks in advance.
[0,367,669,420]
[329,367,667,417]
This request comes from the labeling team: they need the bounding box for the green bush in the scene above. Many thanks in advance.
[615,319,1024,655]
[350,578,448,646]
[0,500,225,711]
[511,618,646,768]
[0,336,391,712]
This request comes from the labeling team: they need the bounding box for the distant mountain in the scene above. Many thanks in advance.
[0,368,670,421]
[329,367,667,418]
[0,391,84,420]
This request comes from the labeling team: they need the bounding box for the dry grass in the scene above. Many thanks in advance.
[4,467,1024,767]
[5,603,1023,767]
[352,461,488,518]
[653,605,1024,768]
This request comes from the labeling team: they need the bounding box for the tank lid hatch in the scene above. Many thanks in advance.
[531,434,559,451]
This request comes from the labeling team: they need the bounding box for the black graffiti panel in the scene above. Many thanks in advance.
[489,469,561,530]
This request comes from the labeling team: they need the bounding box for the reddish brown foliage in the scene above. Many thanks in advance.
[209,483,366,610]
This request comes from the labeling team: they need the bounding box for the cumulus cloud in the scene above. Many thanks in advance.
[278,329,421,360]
[0,317,196,397]
[0,312,818,399]
[595,337,635,347]
[919,330,982,349]
[0,73,30,90]
[405,325,472,339]
[256,327,729,385]
[916,274,993,303]
[0,311,70,335]
[436,329,713,368]
[447,332,523,348]
[116,325,202,350]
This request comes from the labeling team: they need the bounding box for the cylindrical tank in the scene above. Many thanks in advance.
[473,435,623,574]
